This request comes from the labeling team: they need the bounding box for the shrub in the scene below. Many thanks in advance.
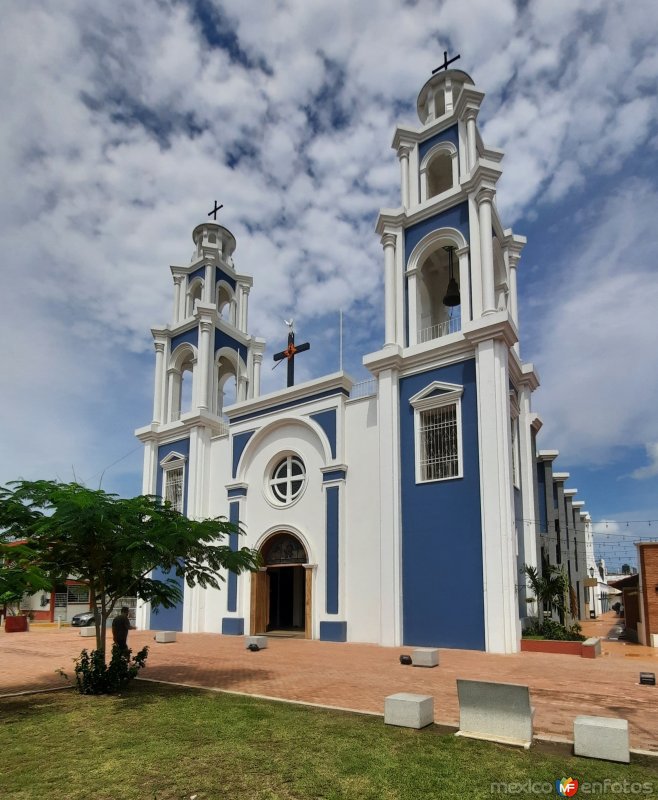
[523,618,585,642]
[68,644,149,694]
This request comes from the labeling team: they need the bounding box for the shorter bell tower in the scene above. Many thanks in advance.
[150,220,266,427]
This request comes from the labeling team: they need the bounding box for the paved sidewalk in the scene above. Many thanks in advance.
[1,620,656,751]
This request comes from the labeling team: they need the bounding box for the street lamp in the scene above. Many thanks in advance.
[589,567,596,618]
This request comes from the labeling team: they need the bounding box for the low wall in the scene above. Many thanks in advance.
[521,638,600,658]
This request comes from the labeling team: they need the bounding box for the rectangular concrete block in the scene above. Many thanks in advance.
[651,633,658,649]
[412,648,439,668]
[456,679,534,748]
[384,693,434,729]
[79,627,96,637]
[155,630,177,643]
[245,635,268,649]
[574,716,630,763]
[582,637,601,658]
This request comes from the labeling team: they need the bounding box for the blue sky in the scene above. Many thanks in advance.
[1,0,657,570]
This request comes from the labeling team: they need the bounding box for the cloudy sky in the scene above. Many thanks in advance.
[2,0,657,567]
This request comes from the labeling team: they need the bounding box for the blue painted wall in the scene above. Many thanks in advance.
[189,266,206,283]
[227,501,239,612]
[399,359,485,649]
[404,202,470,264]
[418,124,459,162]
[325,485,339,614]
[171,327,198,353]
[310,409,337,459]
[320,621,346,642]
[216,266,237,290]
[214,328,247,363]
[151,438,190,632]
[537,461,547,533]
[232,430,254,478]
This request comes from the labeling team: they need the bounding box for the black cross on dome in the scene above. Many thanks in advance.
[432,51,461,75]
[208,201,223,220]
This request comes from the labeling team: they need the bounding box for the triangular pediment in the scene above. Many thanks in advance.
[409,381,463,407]
[160,451,187,468]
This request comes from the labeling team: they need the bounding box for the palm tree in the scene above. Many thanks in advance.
[523,563,570,622]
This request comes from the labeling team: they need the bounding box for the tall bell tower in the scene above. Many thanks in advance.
[365,62,540,654]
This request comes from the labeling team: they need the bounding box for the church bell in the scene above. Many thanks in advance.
[442,245,460,307]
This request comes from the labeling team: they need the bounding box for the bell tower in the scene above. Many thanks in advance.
[150,220,266,427]
[365,61,540,655]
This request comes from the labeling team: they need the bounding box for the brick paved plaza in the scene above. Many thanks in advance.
[1,612,656,752]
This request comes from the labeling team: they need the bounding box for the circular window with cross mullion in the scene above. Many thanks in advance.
[269,455,306,505]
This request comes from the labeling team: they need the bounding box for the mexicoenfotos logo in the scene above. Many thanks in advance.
[556,778,579,797]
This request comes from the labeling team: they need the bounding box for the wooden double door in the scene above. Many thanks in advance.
[251,565,312,638]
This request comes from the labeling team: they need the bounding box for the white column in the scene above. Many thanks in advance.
[197,320,212,411]
[407,271,418,346]
[166,368,177,422]
[398,146,411,209]
[237,285,245,331]
[173,276,184,325]
[477,188,496,315]
[242,287,250,333]
[204,265,213,303]
[382,233,397,347]
[518,385,539,580]
[475,337,519,653]
[152,341,166,424]
[253,353,263,398]
[456,246,471,324]
[377,367,402,646]
[466,110,478,172]
[508,251,520,353]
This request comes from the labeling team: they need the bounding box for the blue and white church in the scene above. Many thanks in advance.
[135,66,542,654]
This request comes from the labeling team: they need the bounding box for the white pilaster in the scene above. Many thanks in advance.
[382,233,397,347]
[377,365,402,646]
[253,352,263,397]
[242,286,250,333]
[398,146,411,209]
[204,264,213,303]
[197,319,212,412]
[518,379,540,584]
[507,250,521,355]
[173,275,184,325]
[474,336,519,653]
[465,109,478,172]
[407,270,418,346]
[141,439,158,494]
[152,339,166,424]
[477,188,496,314]
[456,246,471,324]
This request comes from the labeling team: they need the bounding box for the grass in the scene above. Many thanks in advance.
[0,681,657,800]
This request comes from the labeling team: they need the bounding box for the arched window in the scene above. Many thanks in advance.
[216,282,236,325]
[268,455,306,505]
[420,143,459,202]
[215,353,238,416]
[187,279,203,317]
[417,245,461,343]
[168,345,196,422]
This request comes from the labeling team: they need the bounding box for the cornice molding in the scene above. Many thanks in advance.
[462,311,519,349]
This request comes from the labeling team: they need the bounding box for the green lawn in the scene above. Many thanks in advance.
[0,682,656,800]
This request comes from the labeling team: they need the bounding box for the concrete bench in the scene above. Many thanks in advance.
[411,647,439,668]
[154,630,177,643]
[245,635,268,650]
[79,627,96,637]
[455,679,534,749]
[581,637,601,658]
[384,693,434,729]
[574,716,630,763]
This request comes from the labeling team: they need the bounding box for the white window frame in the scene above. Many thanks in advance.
[265,453,307,507]
[409,381,464,484]
[160,451,187,514]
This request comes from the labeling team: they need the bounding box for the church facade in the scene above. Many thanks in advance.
[136,68,545,654]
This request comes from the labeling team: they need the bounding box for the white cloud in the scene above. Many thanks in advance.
[631,443,658,480]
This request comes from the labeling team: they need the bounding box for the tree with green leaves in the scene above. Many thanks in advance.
[523,562,570,622]
[0,480,261,659]
[0,536,52,615]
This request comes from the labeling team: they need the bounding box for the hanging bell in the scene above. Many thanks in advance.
[443,277,461,307]
[442,245,460,307]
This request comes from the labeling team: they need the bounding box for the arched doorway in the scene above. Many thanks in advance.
[250,532,311,638]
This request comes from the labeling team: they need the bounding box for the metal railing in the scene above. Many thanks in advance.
[350,378,378,399]
[417,315,461,343]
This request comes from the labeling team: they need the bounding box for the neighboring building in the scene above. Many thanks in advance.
[135,66,601,652]
[637,542,658,647]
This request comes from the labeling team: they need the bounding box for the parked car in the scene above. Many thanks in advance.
[70,611,96,627]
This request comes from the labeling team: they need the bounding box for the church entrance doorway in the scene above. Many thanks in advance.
[250,532,311,638]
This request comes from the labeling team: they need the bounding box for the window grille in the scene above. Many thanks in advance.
[269,456,306,504]
[419,404,459,480]
[67,585,90,604]
[165,467,184,513]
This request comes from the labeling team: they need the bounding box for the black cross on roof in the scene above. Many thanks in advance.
[432,51,461,75]
[208,201,223,220]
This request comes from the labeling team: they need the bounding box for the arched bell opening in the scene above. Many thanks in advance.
[215,357,237,416]
[420,143,458,202]
[216,282,237,326]
[493,238,509,312]
[167,344,197,422]
[417,244,461,343]
[187,278,204,318]
[250,532,310,638]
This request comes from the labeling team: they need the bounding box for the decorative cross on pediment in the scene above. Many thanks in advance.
[273,321,310,388]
